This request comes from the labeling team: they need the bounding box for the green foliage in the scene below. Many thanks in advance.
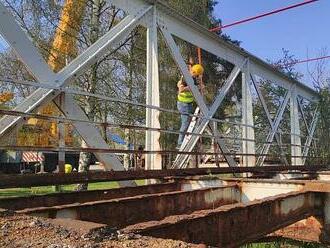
[314,89,330,164]
[1,1,241,160]
[259,48,330,166]
[0,181,146,198]
[166,0,220,28]
[243,241,325,248]
[158,0,241,152]
[158,0,224,150]
[271,49,303,80]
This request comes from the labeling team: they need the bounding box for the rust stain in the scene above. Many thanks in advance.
[271,216,323,243]
[0,182,180,210]
[18,186,239,229]
[1,177,330,247]
[121,191,320,247]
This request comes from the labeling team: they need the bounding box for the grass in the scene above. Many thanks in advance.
[242,241,326,248]
[242,243,280,248]
[0,180,146,198]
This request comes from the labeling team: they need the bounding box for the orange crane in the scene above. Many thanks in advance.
[18,0,87,147]
[0,92,14,104]
[48,0,87,73]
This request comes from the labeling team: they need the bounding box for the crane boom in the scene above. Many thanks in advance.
[19,0,87,147]
[49,0,87,72]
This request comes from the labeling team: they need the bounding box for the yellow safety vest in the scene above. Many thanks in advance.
[178,91,194,103]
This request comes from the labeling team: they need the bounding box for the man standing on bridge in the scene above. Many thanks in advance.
[177,64,204,149]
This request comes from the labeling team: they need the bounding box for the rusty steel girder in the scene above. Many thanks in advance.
[0,166,326,188]
[1,176,330,247]
[122,191,322,247]
[0,182,180,210]
[18,185,239,228]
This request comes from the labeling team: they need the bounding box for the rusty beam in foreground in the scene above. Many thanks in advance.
[0,166,325,188]
[123,191,321,247]
[19,185,239,228]
[0,182,180,210]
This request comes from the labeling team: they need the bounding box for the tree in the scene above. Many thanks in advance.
[261,48,329,166]
[158,0,240,156]
[0,0,240,169]
[251,49,304,162]
[306,48,330,165]
[271,48,303,80]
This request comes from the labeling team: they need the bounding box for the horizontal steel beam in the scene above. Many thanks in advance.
[19,186,239,228]
[0,145,322,159]
[123,191,321,247]
[0,182,180,210]
[0,166,326,188]
[110,0,319,101]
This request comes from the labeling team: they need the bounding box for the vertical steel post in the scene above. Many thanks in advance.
[58,121,65,173]
[58,94,65,173]
[323,193,330,241]
[241,63,255,167]
[145,6,161,170]
[290,86,302,166]
[212,121,220,167]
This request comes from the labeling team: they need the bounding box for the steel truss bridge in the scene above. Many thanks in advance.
[0,0,329,247]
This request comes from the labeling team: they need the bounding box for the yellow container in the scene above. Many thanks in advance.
[65,164,72,174]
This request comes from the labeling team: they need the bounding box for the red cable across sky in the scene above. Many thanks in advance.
[209,0,320,32]
[198,0,328,67]
[285,55,330,67]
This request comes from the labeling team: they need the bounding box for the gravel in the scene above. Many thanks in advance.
[0,214,199,248]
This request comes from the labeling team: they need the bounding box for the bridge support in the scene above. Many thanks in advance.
[145,6,161,171]
[290,86,303,166]
[241,65,255,167]
[125,191,320,247]
[2,175,330,246]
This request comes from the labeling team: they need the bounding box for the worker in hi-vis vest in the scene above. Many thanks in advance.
[177,64,204,148]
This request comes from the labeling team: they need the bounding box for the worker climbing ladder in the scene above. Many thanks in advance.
[173,107,200,168]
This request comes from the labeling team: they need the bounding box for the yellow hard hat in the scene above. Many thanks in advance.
[191,64,204,76]
[65,164,72,174]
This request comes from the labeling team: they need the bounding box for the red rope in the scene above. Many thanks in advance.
[197,1,320,68]
[209,0,319,32]
[284,55,330,67]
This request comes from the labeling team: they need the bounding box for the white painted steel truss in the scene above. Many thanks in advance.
[0,1,154,186]
[0,0,320,171]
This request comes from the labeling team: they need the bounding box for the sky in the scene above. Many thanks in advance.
[0,35,8,50]
[214,0,330,87]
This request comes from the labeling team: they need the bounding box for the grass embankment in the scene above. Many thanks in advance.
[0,180,146,198]
[242,241,324,248]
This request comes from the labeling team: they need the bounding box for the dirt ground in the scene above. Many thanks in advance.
[0,210,201,248]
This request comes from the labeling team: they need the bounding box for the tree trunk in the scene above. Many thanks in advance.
[77,0,102,191]
[123,128,131,170]
[123,39,135,170]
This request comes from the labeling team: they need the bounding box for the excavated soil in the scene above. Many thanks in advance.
[0,211,202,248]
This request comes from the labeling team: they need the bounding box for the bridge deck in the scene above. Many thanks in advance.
[1,174,330,247]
